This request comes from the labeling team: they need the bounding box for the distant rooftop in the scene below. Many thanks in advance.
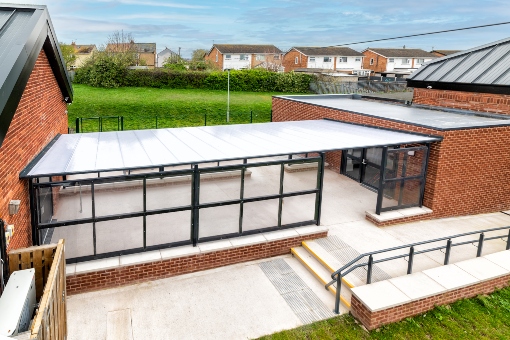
[408,37,510,94]
[431,50,462,56]
[291,47,364,57]
[364,48,436,58]
[212,44,282,54]
[276,94,510,131]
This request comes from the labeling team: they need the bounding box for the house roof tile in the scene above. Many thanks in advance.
[292,46,364,56]
[366,48,436,58]
[213,44,282,54]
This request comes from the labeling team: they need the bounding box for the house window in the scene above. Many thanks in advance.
[388,58,394,63]
[370,58,374,65]
[338,57,347,62]
[215,54,218,62]
[273,55,280,60]
[324,57,332,62]
[295,57,298,64]
[256,55,265,61]
[402,58,410,64]
[225,55,231,60]
[355,57,361,62]
[417,58,425,64]
[309,57,315,62]
[240,54,248,60]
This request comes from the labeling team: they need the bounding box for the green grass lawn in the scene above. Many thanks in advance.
[257,286,510,340]
[68,85,286,132]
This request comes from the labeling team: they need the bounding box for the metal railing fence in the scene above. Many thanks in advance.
[327,225,510,314]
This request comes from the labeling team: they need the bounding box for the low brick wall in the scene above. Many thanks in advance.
[365,211,433,227]
[351,273,510,330]
[66,231,328,295]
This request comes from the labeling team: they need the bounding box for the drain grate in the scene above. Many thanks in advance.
[259,258,335,323]
[315,236,392,284]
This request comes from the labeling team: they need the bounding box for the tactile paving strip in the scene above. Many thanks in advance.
[315,236,392,284]
[259,258,335,323]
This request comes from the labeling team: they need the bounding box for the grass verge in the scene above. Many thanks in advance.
[68,85,288,132]
[257,285,510,339]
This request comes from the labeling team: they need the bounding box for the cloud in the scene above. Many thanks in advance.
[95,0,209,9]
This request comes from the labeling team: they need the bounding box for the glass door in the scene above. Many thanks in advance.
[342,147,387,190]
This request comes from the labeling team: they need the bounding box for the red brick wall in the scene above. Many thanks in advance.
[205,47,223,70]
[66,230,328,295]
[413,88,510,115]
[272,97,510,220]
[0,49,68,250]
[283,49,307,72]
[351,273,510,330]
[362,50,387,74]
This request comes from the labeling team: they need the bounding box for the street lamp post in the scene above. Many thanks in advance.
[226,68,230,123]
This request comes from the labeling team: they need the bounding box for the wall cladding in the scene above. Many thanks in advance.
[0,50,68,250]
[272,97,510,220]
[413,88,510,115]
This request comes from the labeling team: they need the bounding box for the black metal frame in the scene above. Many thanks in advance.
[30,155,325,264]
[327,225,510,314]
[341,147,385,190]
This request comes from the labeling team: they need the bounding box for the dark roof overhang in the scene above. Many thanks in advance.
[407,80,510,95]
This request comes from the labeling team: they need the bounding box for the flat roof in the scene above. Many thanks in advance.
[21,120,440,178]
[278,95,510,130]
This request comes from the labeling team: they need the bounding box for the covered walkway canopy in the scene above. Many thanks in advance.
[22,120,440,178]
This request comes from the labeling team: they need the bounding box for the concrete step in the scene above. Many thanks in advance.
[291,246,352,309]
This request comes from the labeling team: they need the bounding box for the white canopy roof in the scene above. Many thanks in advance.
[21,120,440,178]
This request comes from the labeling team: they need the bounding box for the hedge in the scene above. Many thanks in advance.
[74,68,314,93]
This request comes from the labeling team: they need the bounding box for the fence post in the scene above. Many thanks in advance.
[334,273,342,314]
[121,116,124,131]
[75,118,80,133]
[156,116,158,129]
[270,109,273,122]
[204,114,207,126]
[250,110,253,123]
[477,233,484,257]
[407,246,414,274]
[367,255,373,284]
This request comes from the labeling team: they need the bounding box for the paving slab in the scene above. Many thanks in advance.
[106,309,133,340]
[484,250,510,271]
[454,257,508,281]
[351,280,410,311]
[423,265,478,290]
[389,272,445,300]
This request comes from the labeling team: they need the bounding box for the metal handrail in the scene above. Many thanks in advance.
[327,224,510,314]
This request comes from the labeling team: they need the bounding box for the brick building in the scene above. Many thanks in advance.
[0,4,73,250]
[273,37,510,225]
[282,47,366,74]
[362,48,436,77]
[205,44,283,71]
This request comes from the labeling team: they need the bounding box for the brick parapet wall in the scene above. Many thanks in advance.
[272,97,510,220]
[413,88,510,115]
[66,231,328,295]
[351,274,510,330]
[1,50,68,250]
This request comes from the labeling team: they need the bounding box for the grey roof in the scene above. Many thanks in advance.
[135,43,156,53]
[276,95,510,130]
[0,4,73,147]
[365,48,436,58]
[158,47,177,56]
[292,47,364,57]
[409,37,510,87]
[431,50,462,56]
[212,44,282,54]
[21,120,439,178]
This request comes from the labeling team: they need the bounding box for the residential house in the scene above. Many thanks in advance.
[205,44,283,70]
[106,42,157,68]
[283,47,366,74]
[362,48,436,77]
[430,50,462,57]
[69,43,97,69]
[157,47,179,67]
[0,4,72,251]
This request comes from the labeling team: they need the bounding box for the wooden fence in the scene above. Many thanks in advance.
[8,240,67,339]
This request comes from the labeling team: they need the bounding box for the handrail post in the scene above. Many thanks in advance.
[204,114,207,126]
[407,246,414,274]
[121,116,124,131]
[334,273,342,314]
[156,116,158,129]
[75,118,80,133]
[367,255,373,284]
[444,239,452,265]
[250,110,253,123]
[507,229,510,250]
[477,233,484,257]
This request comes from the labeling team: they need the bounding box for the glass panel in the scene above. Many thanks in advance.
[146,211,191,246]
[242,199,279,232]
[386,148,427,179]
[363,165,380,189]
[243,164,281,198]
[281,194,316,225]
[384,152,399,180]
[96,217,143,254]
[382,179,421,209]
[146,177,191,210]
[401,179,422,206]
[94,180,143,217]
[199,204,239,239]
[382,182,399,209]
[365,147,383,165]
[347,148,362,158]
[345,157,361,180]
[47,224,94,259]
[405,149,426,177]
[283,164,318,193]
[200,174,240,204]
[37,186,53,224]
[50,183,93,222]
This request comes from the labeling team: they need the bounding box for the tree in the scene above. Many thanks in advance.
[191,49,207,61]
[59,43,77,70]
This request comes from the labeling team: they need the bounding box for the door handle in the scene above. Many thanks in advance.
[362,159,367,165]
